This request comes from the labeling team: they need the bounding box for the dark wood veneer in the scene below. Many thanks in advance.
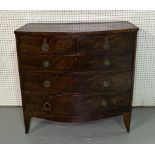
[23,92,131,117]
[19,51,133,72]
[77,33,134,54]
[15,22,139,133]
[21,71,132,94]
[18,36,76,54]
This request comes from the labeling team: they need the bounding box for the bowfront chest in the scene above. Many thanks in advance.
[15,22,139,133]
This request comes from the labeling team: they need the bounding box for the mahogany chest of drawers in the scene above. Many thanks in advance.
[14,22,139,133]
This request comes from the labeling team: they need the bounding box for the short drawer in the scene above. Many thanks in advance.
[21,71,132,93]
[18,36,76,54]
[22,92,131,117]
[77,32,135,54]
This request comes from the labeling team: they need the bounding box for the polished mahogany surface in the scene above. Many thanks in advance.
[14,22,138,33]
[15,22,139,133]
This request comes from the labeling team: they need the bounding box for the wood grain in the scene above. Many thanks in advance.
[15,22,139,133]
[19,51,133,72]
[21,71,132,94]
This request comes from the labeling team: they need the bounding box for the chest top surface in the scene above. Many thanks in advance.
[14,21,138,34]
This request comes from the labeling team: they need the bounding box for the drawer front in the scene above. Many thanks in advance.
[76,52,133,72]
[19,52,132,73]
[18,36,76,54]
[22,92,131,117]
[21,71,132,93]
[77,33,134,54]
[19,55,76,72]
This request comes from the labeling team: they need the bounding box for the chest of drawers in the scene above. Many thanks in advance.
[14,22,139,133]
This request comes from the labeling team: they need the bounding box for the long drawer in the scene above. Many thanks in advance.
[19,51,133,72]
[22,92,131,117]
[21,71,132,94]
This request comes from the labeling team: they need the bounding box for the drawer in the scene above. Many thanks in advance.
[22,92,131,117]
[21,71,132,93]
[19,52,133,73]
[18,36,76,54]
[19,55,76,72]
[77,33,134,54]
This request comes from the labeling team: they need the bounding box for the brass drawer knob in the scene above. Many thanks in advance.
[102,80,110,88]
[101,99,107,107]
[43,80,51,87]
[44,102,51,111]
[43,60,50,68]
[104,59,111,66]
[42,39,49,52]
[104,38,110,50]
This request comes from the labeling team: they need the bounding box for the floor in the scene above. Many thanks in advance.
[0,107,155,144]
